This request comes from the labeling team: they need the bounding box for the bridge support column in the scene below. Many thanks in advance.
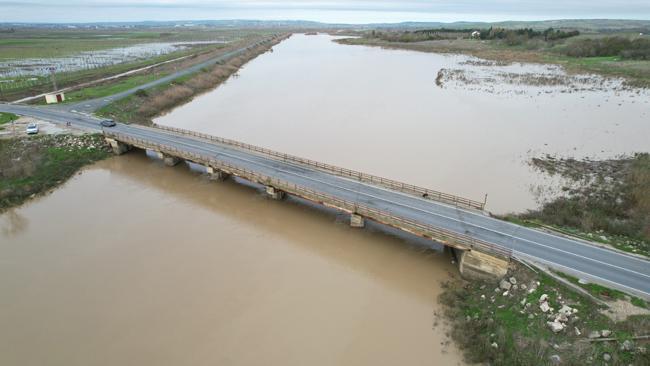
[265,186,285,200]
[454,248,509,281]
[350,213,365,228]
[206,166,230,181]
[105,138,130,155]
[155,151,181,166]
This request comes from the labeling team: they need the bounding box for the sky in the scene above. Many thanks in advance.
[1,1,650,24]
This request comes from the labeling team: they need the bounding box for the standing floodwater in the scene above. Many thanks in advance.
[156,34,650,214]
[0,154,465,365]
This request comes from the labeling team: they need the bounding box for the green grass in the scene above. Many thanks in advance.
[440,262,650,365]
[554,271,648,308]
[0,112,18,125]
[51,72,166,104]
[0,134,110,211]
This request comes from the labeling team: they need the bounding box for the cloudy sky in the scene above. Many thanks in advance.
[2,0,650,23]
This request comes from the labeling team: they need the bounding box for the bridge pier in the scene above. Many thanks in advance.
[206,166,230,181]
[105,138,131,155]
[350,213,365,228]
[265,186,285,200]
[155,151,181,166]
[453,248,509,281]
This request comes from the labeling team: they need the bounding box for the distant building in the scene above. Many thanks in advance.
[471,31,481,38]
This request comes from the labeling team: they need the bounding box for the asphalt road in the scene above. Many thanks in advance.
[2,102,649,299]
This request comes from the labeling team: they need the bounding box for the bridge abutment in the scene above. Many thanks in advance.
[350,213,365,228]
[206,166,230,181]
[454,248,509,281]
[265,186,285,200]
[105,138,131,155]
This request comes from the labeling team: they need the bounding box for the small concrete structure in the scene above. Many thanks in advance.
[350,213,365,228]
[206,166,230,181]
[155,151,181,166]
[455,249,509,281]
[105,137,130,155]
[265,186,285,200]
[44,93,65,104]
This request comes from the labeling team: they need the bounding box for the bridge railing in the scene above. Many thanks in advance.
[150,123,486,211]
[105,131,509,258]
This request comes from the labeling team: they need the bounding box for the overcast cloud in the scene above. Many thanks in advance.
[1,1,649,23]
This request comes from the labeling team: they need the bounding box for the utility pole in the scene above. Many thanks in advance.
[48,67,58,91]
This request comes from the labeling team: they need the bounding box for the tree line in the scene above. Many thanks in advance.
[564,37,650,60]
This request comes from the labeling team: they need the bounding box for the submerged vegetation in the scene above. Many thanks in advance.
[0,134,110,211]
[338,28,650,87]
[506,154,650,257]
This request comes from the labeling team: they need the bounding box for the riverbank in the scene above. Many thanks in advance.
[96,34,290,126]
[440,260,649,365]
[0,134,110,211]
[335,37,650,88]
[502,153,650,258]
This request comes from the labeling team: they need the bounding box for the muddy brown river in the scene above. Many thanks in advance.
[158,34,650,214]
[0,154,464,365]
[2,34,649,365]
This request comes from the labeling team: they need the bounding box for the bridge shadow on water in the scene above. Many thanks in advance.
[100,149,458,304]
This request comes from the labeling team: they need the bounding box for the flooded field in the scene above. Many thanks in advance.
[0,41,225,79]
[156,34,650,214]
[0,154,464,365]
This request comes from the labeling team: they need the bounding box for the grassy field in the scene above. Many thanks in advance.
[0,28,261,59]
[39,72,166,104]
[0,112,18,126]
[0,134,110,211]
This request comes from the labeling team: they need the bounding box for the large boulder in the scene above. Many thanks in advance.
[547,321,565,333]
[499,279,512,290]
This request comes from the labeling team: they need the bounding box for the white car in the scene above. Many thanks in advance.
[26,123,39,135]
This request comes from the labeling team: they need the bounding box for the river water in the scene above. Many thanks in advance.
[0,154,464,365]
[157,34,650,214]
[2,33,648,365]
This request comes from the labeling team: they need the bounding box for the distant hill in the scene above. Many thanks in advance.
[2,19,650,32]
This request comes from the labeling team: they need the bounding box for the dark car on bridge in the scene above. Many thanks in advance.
[100,119,116,127]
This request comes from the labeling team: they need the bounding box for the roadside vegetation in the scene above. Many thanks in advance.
[38,72,165,105]
[97,34,289,125]
[337,28,650,87]
[440,262,650,365]
[0,112,19,127]
[502,154,650,257]
[0,134,110,211]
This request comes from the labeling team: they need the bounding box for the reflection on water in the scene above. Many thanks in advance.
[156,34,650,214]
[0,153,464,366]
[0,209,28,237]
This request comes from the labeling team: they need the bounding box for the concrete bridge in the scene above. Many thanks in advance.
[95,122,650,298]
[104,124,511,278]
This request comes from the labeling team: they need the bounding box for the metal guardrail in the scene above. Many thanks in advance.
[150,123,486,211]
[104,131,510,258]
